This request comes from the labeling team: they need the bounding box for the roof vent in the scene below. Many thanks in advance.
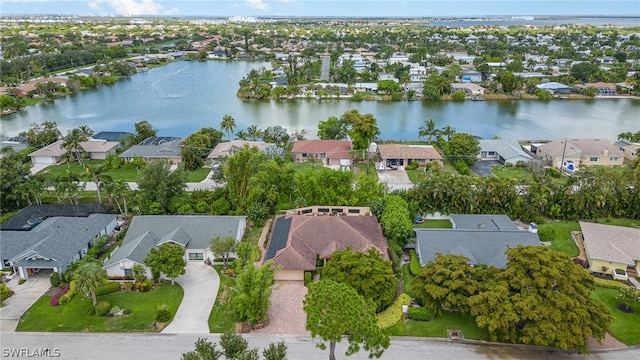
[478,223,486,229]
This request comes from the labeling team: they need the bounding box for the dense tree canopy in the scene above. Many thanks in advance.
[19,121,61,148]
[137,160,187,213]
[340,109,380,150]
[317,116,348,140]
[144,243,186,284]
[0,148,32,211]
[133,120,157,144]
[181,127,223,171]
[232,262,275,327]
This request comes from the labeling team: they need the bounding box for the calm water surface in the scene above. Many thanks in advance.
[2,60,639,141]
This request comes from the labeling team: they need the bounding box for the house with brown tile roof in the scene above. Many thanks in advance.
[261,214,389,280]
[580,222,640,279]
[29,139,120,164]
[378,144,442,167]
[533,138,624,169]
[290,140,353,168]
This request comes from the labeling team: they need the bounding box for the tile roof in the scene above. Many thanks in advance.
[580,222,640,266]
[264,215,389,271]
[29,139,119,157]
[537,138,623,158]
[118,139,182,159]
[291,140,352,159]
[207,140,272,159]
[378,144,442,160]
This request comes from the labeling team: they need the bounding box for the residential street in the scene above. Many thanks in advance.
[1,333,638,360]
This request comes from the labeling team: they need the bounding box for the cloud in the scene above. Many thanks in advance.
[89,0,179,16]
[88,2,103,11]
[245,0,267,10]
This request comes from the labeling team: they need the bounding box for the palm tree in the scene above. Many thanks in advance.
[73,261,107,308]
[61,127,90,168]
[440,124,457,141]
[418,118,440,143]
[221,114,236,141]
[104,180,130,215]
[235,129,248,140]
[83,164,111,204]
[247,125,262,141]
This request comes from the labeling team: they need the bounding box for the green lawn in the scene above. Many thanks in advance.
[208,265,237,333]
[401,265,415,298]
[538,221,581,257]
[40,161,142,182]
[16,283,183,332]
[186,167,211,182]
[491,166,534,181]
[413,219,452,229]
[404,311,490,340]
[354,163,378,179]
[406,169,426,184]
[591,286,640,346]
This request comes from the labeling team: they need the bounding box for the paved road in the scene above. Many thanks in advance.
[0,275,51,332]
[161,263,219,334]
[1,333,637,360]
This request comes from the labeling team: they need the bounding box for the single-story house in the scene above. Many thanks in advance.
[378,144,443,167]
[0,136,29,155]
[535,82,578,95]
[291,140,353,168]
[614,140,639,160]
[103,215,246,279]
[118,137,182,164]
[451,83,486,96]
[14,77,68,95]
[461,70,482,83]
[1,212,117,280]
[580,221,640,279]
[576,82,617,96]
[261,213,389,280]
[206,140,272,163]
[532,138,624,169]
[29,139,120,164]
[414,214,541,268]
[478,139,533,165]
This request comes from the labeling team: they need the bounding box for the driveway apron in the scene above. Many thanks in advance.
[0,275,51,332]
[161,263,219,333]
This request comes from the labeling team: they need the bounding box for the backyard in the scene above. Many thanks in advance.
[16,283,183,332]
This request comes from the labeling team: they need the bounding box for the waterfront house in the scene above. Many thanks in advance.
[576,82,617,96]
[580,221,640,279]
[614,140,639,160]
[451,83,486,96]
[206,140,273,164]
[477,139,533,165]
[29,139,120,164]
[118,137,182,164]
[461,70,482,82]
[291,140,352,169]
[535,82,578,95]
[532,138,624,169]
[0,136,29,155]
[377,144,442,167]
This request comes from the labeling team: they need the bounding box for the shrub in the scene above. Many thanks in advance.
[135,279,152,292]
[18,278,25,285]
[50,272,62,288]
[407,306,435,321]
[409,250,422,276]
[304,271,312,286]
[545,167,561,178]
[94,282,121,296]
[0,283,14,301]
[50,297,59,307]
[95,301,111,316]
[377,293,411,329]
[156,304,171,322]
[537,226,556,242]
[220,332,248,359]
[123,308,132,315]
[86,306,96,316]
[593,277,626,289]
[50,284,70,307]
[451,90,467,101]
[121,282,134,292]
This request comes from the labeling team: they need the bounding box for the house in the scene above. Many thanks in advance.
[414,214,542,268]
[0,136,29,155]
[478,139,533,165]
[103,215,246,278]
[29,139,120,164]
[118,137,182,164]
[1,204,116,280]
[461,70,482,83]
[93,131,133,142]
[580,222,640,279]
[451,83,485,96]
[206,140,273,163]
[260,212,389,280]
[576,82,617,96]
[533,138,624,168]
[290,140,352,168]
[614,140,639,160]
[535,82,578,95]
[378,144,442,167]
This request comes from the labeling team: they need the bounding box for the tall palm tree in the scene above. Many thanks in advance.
[105,180,130,215]
[73,261,107,308]
[235,130,249,140]
[221,114,236,141]
[418,118,440,143]
[247,125,262,141]
[440,124,457,141]
[61,127,90,168]
[83,164,111,204]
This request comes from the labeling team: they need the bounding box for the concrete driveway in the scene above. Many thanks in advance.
[161,263,219,334]
[378,166,414,191]
[0,275,51,332]
[470,160,502,177]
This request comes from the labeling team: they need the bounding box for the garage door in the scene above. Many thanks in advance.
[33,156,55,164]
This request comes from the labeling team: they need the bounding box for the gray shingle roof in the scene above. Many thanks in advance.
[478,139,533,162]
[450,214,519,231]
[118,139,182,159]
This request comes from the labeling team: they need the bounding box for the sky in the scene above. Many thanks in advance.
[1,0,639,18]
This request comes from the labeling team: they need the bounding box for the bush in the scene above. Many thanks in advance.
[304,272,312,286]
[407,306,434,321]
[537,226,556,242]
[156,304,171,322]
[121,282,134,292]
[220,332,248,359]
[451,90,467,101]
[50,272,62,288]
[377,293,411,329]
[95,301,111,316]
[123,308,132,315]
[109,306,122,315]
[593,277,627,290]
[0,283,14,301]
[86,306,96,316]
[454,160,471,175]
[18,278,25,285]
[50,284,70,307]
[94,282,121,296]
[545,167,561,178]
[50,297,59,307]
[135,279,152,292]
[409,250,422,276]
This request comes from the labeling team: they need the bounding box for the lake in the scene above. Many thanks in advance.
[1,60,639,141]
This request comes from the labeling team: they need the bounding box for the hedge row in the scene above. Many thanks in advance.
[407,306,434,321]
[94,282,121,296]
[58,281,77,305]
[593,277,628,290]
[409,250,422,276]
[377,293,411,330]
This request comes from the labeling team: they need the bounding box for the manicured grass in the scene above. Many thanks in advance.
[538,221,580,257]
[404,311,490,340]
[0,212,17,223]
[406,169,425,184]
[491,166,534,181]
[589,218,640,228]
[591,286,640,346]
[40,161,142,182]
[16,283,183,332]
[413,219,452,229]
[186,167,211,182]
[401,265,415,298]
[208,265,237,333]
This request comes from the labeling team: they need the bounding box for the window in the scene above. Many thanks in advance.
[124,268,132,277]
[488,151,496,156]
[589,157,599,162]
[188,253,204,261]
[610,157,619,161]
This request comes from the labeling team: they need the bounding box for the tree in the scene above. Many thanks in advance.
[411,254,479,315]
[262,126,289,146]
[418,118,439,143]
[451,90,467,101]
[234,242,260,269]
[181,127,224,171]
[219,333,248,360]
[380,195,414,248]
[498,70,519,94]
[210,236,236,269]
[247,125,263,141]
[440,124,457,141]
[144,243,186,284]
[304,280,389,360]
[446,133,480,165]
[83,164,111,204]
[132,264,146,285]
[317,116,348,140]
[221,114,236,141]
[19,121,61,148]
[321,248,396,311]
[570,62,600,82]
[181,337,223,360]
[137,160,186,213]
[616,286,639,313]
[134,120,157,143]
[0,148,31,211]
[72,261,107,308]
[468,246,614,354]
[232,261,275,328]
[340,109,380,150]
[61,127,91,168]
[223,146,267,211]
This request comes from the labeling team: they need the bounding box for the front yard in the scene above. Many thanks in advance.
[208,265,236,333]
[591,286,640,346]
[16,283,183,332]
